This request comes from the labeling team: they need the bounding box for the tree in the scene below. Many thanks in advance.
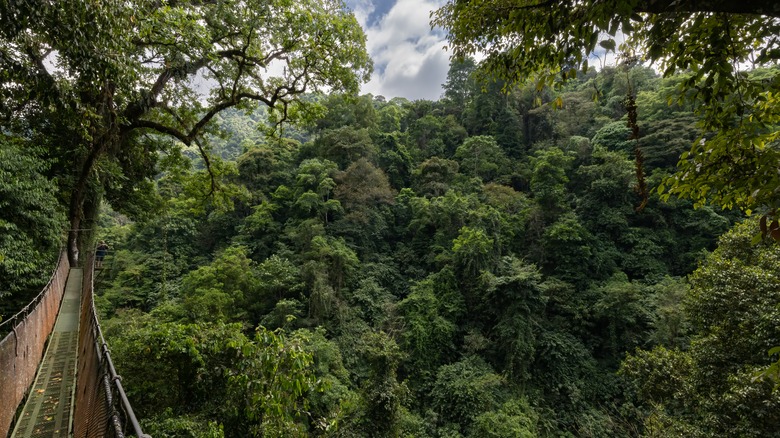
[314,93,378,132]
[236,138,297,195]
[441,56,477,119]
[0,135,66,302]
[0,0,372,263]
[397,269,463,395]
[106,315,320,437]
[452,226,495,276]
[454,135,509,182]
[469,399,539,438]
[353,331,407,438]
[591,273,651,361]
[529,147,573,216]
[433,1,779,85]
[621,220,780,437]
[334,159,394,210]
[105,316,251,434]
[433,1,780,216]
[289,158,342,224]
[332,158,396,251]
[315,126,378,169]
[478,257,547,383]
[298,235,359,323]
[431,356,505,433]
[462,78,523,157]
[179,246,262,323]
[413,157,460,197]
[229,327,320,437]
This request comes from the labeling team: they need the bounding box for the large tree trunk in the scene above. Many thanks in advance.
[67,142,104,265]
[67,174,102,266]
[67,190,83,266]
[80,192,100,257]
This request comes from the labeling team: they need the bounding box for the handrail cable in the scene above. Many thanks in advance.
[0,250,64,332]
[0,250,70,437]
[1,247,149,437]
[91,258,146,437]
[73,251,149,438]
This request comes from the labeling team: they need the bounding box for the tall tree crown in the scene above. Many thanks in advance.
[0,0,372,261]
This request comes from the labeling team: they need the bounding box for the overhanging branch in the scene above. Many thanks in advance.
[635,0,780,18]
[130,120,190,144]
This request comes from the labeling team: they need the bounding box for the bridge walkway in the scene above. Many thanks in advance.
[11,269,82,438]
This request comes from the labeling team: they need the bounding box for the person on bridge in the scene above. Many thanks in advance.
[96,241,110,268]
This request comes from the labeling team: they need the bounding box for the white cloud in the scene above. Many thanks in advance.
[355,0,450,100]
[348,0,377,28]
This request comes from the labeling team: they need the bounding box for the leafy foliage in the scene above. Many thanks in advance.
[622,220,780,437]
[434,0,780,217]
[0,136,65,306]
[0,0,373,262]
[61,59,770,437]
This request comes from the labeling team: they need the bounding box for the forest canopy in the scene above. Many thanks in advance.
[1,1,779,437]
[86,60,779,436]
[434,0,780,217]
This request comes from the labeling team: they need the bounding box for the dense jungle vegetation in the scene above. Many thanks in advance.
[2,1,780,437]
[85,63,778,437]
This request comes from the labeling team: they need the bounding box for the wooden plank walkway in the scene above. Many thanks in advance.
[11,269,81,438]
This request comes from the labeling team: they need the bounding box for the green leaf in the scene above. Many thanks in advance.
[599,39,616,52]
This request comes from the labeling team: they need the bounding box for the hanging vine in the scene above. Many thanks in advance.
[622,55,649,212]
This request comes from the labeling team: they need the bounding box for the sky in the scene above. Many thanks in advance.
[342,0,626,101]
[345,0,450,101]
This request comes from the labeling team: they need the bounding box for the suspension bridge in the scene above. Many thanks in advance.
[0,252,148,438]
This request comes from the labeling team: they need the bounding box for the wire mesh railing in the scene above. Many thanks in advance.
[0,250,70,437]
[73,251,148,438]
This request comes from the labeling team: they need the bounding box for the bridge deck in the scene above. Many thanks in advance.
[11,269,82,438]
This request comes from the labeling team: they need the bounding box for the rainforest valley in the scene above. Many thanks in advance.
[2,1,780,435]
[58,64,780,436]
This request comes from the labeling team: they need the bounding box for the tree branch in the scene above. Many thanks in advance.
[474,0,780,23]
[131,120,190,144]
[635,0,780,18]
[193,136,217,196]
[3,42,67,112]
[124,58,209,121]
[123,34,317,193]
